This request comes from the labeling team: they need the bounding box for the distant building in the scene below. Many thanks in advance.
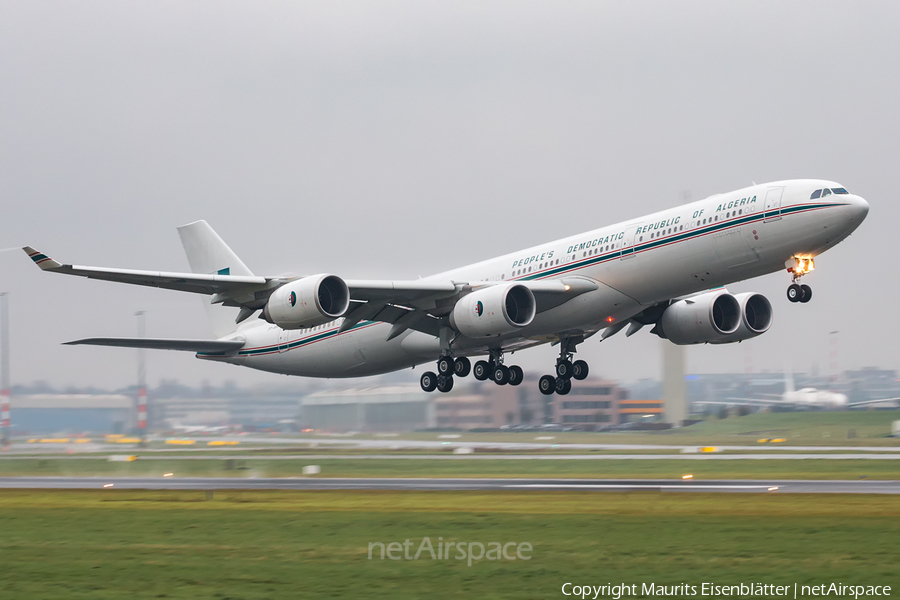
[433,387,519,429]
[550,380,663,429]
[11,394,133,434]
[301,386,435,431]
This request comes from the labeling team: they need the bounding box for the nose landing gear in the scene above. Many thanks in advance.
[786,257,815,304]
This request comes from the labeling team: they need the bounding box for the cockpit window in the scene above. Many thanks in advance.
[831,187,849,195]
[822,188,832,197]
[810,189,822,199]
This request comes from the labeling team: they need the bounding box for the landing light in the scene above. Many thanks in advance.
[564,285,571,291]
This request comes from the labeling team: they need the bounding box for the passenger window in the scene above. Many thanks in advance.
[810,189,822,199]
[822,189,832,197]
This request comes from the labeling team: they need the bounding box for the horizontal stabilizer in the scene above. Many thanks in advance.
[64,337,245,353]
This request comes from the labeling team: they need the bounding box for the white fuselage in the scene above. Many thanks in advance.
[784,388,850,409]
[202,179,868,378]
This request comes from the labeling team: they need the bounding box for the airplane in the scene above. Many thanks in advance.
[702,372,900,410]
[24,179,869,396]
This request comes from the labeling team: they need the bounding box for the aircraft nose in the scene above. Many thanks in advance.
[849,194,869,220]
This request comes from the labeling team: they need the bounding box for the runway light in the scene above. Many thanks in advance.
[103,483,114,488]
[682,474,693,480]
[768,487,779,492]
[163,473,174,477]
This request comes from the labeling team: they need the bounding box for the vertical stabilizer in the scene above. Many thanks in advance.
[177,221,253,338]
[784,369,795,394]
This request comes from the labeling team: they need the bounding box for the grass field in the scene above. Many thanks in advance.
[0,490,896,599]
[2,457,899,480]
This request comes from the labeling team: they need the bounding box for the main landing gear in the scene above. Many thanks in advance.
[472,350,524,387]
[420,355,473,393]
[786,257,814,304]
[538,338,589,396]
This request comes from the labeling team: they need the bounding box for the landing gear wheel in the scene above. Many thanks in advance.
[473,360,490,381]
[800,284,812,303]
[556,360,574,379]
[437,356,455,376]
[555,377,572,395]
[436,374,454,393]
[453,357,471,378]
[572,360,589,381]
[538,375,556,395]
[420,371,438,393]
[787,284,802,303]
[507,365,524,386]
[493,365,510,385]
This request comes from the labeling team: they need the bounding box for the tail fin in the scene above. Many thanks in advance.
[784,369,795,394]
[177,220,253,338]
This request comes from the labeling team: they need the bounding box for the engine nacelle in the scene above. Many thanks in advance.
[709,292,773,344]
[262,274,350,330]
[658,290,741,345]
[450,283,536,338]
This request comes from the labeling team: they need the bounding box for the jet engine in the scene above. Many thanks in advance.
[710,292,773,344]
[262,274,350,329]
[450,283,536,338]
[656,290,773,345]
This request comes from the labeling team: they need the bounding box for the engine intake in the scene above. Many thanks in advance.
[450,283,536,338]
[263,274,350,330]
[712,292,773,344]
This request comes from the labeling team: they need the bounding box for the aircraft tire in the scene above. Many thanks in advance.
[572,360,589,381]
[787,284,802,303]
[539,375,556,395]
[800,284,812,303]
[493,365,510,385]
[437,374,454,393]
[437,356,455,376]
[454,357,471,378]
[556,377,572,395]
[420,371,438,393]
[556,360,574,379]
[507,365,524,386]
[473,360,490,381]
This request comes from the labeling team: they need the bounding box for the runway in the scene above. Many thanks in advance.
[4,453,899,460]
[0,476,897,493]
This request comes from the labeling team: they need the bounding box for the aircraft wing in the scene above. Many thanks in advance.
[26,246,599,337]
[24,247,276,296]
[848,397,900,408]
[64,337,245,353]
[694,397,786,406]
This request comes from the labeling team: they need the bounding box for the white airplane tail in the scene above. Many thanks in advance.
[177,220,254,338]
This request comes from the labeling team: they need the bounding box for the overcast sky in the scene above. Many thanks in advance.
[1,1,897,390]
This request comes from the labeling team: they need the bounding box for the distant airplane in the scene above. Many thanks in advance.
[168,424,230,434]
[25,179,869,397]
[702,372,899,410]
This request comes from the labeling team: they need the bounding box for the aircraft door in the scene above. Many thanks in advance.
[277,329,291,353]
[763,187,784,222]
[620,224,642,260]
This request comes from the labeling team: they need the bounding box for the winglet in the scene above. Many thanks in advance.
[23,246,62,270]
